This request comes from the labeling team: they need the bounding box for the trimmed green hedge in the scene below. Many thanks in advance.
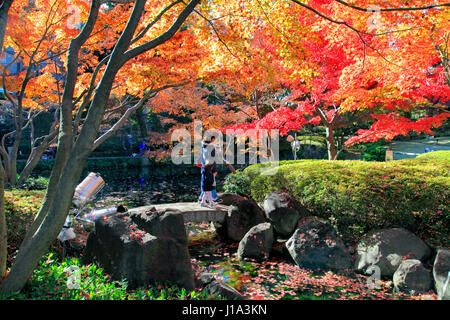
[415,150,450,161]
[4,189,45,266]
[229,159,449,246]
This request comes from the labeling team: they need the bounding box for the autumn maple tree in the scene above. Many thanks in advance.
[0,0,14,288]
[221,0,450,160]
[0,0,206,294]
[0,0,449,295]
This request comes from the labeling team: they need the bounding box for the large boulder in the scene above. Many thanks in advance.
[196,272,244,300]
[238,223,274,261]
[393,259,432,295]
[83,209,195,290]
[354,228,431,277]
[433,247,450,300]
[285,217,351,272]
[129,208,187,243]
[263,192,305,238]
[225,199,266,242]
[216,193,247,206]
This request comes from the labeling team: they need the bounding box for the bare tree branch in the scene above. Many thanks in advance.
[92,81,191,150]
[335,0,450,12]
[131,0,183,46]
[190,4,242,62]
[123,0,201,61]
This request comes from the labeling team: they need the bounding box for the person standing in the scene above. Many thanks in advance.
[200,160,217,207]
[199,136,218,202]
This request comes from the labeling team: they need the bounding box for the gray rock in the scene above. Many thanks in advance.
[393,259,432,295]
[216,193,247,206]
[129,208,188,244]
[238,223,274,261]
[285,217,351,271]
[196,272,244,300]
[263,192,304,238]
[225,199,266,242]
[433,247,450,300]
[354,228,431,277]
[83,210,195,290]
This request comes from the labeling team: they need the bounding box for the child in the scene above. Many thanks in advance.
[200,160,217,207]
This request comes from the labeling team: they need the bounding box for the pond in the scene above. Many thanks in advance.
[92,167,204,208]
[37,163,231,208]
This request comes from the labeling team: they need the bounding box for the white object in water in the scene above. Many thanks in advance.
[72,172,105,208]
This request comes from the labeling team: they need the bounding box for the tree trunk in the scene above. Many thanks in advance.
[0,149,88,294]
[0,161,6,278]
[17,135,56,186]
[0,0,201,295]
[19,0,104,249]
[314,106,338,161]
[0,0,147,294]
[0,0,13,278]
[6,125,21,186]
[135,105,148,140]
[325,125,337,160]
[0,0,13,52]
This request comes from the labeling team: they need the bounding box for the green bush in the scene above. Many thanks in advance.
[241,159,450,246]
[18,176,49,190]
[415,150,450,161]
[362,142,386,162]
[223,170,251,197]
[16,159,55,172]
[1,253,222,300]
[4,189,45,266]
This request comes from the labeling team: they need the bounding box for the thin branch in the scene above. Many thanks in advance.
[355,31,403,69]
[291,0,423,37]
[190,4,242,62]
[92,92,153,150]
[104,95,133,117]
[1,50,20,108]
[93,81,192,150]
[290,0,406,68]
[131,0,183,46]
[123,0,201,61]
[1,109,43,152]
[335,0,450,12]
[315,105,330,126]
[100,0,136,3]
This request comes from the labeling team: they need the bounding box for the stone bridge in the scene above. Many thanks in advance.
[126,202,229,223]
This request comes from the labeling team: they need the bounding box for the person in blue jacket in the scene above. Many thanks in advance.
[199,136,218,202]
[200,160,218,207]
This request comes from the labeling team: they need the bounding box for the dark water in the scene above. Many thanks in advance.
[37,165,229,209]
[92,168,203,209]
[90,164,233,209]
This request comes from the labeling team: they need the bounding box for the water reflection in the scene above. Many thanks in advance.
[92,167,203,208]
[36,165,206,209]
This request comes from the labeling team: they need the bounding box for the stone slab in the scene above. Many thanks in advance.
[127,202,228,223]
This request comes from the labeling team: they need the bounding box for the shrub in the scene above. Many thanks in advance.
[242,159,449,246]
[362,142,386,162]
[415,150,450,161]
[18,176,49,190]
[4,189,45,266]
[16,159,55,172]
[223,170,251,197]
[1,253,222,300]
